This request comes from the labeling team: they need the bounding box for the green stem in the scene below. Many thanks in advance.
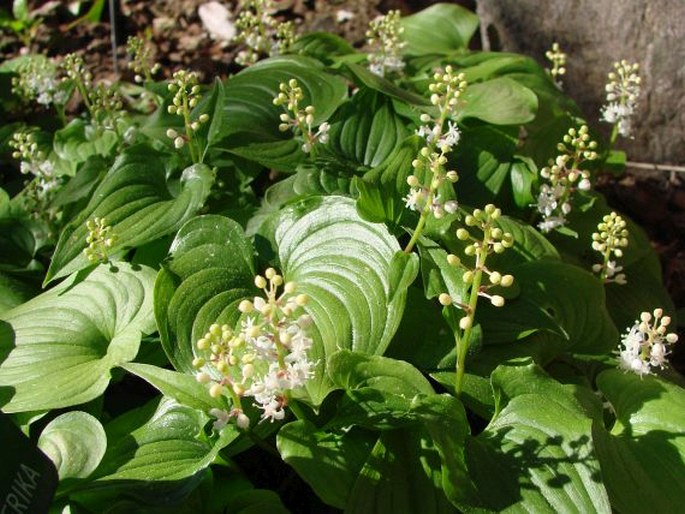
[403,205,429,254]
[182,96,199,163]
[609,124,619,150]
[454,233,488,396]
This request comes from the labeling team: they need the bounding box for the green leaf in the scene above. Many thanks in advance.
[594,370,685,514]
[291,32,356,63]
[325,90,411,169]
[90,396,239,483]
[509,156,538,208]
[37,411,106,481]
[12,0,29,22]
[277,421,376,509]
[458,77,538,125]
[52,119,118,176]
[417,236,467,303]
[46,146,214,284]
[0,263,156,412]
[154,215,254,372]
[272,196,415,403]
[474,261,617,369]
[121,362,229,413]
[355,135,423,226]
[213,56,348,171]
[464,361,610,512]
[343,62,431,106]
[328,350,434,396]
[401,3,479,55]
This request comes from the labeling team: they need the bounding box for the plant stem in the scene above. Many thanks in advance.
[403,202,430,254]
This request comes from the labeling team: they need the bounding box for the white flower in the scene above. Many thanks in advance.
[404,187,425,211]
[336,9,355,23]
[617,309,678,376]
[439,121,461,149]
[538,216,566,233]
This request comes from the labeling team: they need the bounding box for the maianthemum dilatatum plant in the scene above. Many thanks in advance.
[0,3,683,513]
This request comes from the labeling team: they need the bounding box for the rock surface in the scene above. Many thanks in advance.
[477,0,685,165]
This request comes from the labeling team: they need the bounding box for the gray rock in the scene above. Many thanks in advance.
[477,0,685,165]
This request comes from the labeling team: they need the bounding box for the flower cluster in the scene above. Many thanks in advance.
[61,53,93,106]
[403,66,466,227]
[536,125,598,233]
[9,131,54,178]
[194,268,315,429]
[601,60,641,138]
[591,211,629,284]
[126,35,161,83]
[166,70,210,162]
[618,309,678,377]
[273,79,330,154]
[83,217,117,264]
[366,10,406,77]
[545,42,567,88]
[12,56,68,107]
[234,0,296,67]
[440,205,515,326]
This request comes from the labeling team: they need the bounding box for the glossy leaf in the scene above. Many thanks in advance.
[0,272,36,314]
[154,215,255,372]
[46,146,214,283]
[90,396,239,483]
[213,56,348,170]
[0,263,156,412]
[122,362,229,413]
[344,62,431,106]
[52,119,118,175]
[401,3,479,55]
[37,411,107,480]
[271,196,417,403]
[458,78,538,125]
[464,361,611,513]
[594,370,685,514]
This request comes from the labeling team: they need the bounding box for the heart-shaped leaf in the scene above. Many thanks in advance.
[0,262,156,412]
[46,146,214,284]
[37,411,107,481]
[271,196,416,403]
[463,361,611,512]
[594,370,685,514]
[154,215,255,373]
[458,78,538,125]
[212,56,348,170]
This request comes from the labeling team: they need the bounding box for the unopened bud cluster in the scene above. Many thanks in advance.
[536,125,598,233]
[83,217,116,264]
[545,42,567,88]
[166,70,210,152]
[591,211,629,284]
[12,56,68,107]
[440,204,514,329]
[618,308,678,377]
[274,79,330,154]
[126,35,161,83]
[90,83,125,131]
[234,0,296,66]
[404,67,466,219]
[601,60,640,138]
[366,10,406,77]
[195,268,315,429]
[61,53,93,90]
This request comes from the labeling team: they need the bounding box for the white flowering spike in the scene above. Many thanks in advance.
[234,0,296,66]
[366,10,406,77]
[536,125,598,233]
[545,42,567,88]
[273,79,330,155]
[618,309,678,377]
[126,35,161,83]
[166,70,210,162]
[12,56,67,107]
[194,269,315,427]
[601,60,641,139]
[591,211,629,284]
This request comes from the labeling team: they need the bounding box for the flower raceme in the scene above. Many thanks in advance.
[194,268,315,430]
[536,125,598,233]
[83,217,117,264]
[403,66,466,253]
[545,42,567,88]
[273,79,330,154]
[618,309,678,377]
[166,70,210,162]
[366,10,406,77]
[591,211,629,284]
[601,60,641,139]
